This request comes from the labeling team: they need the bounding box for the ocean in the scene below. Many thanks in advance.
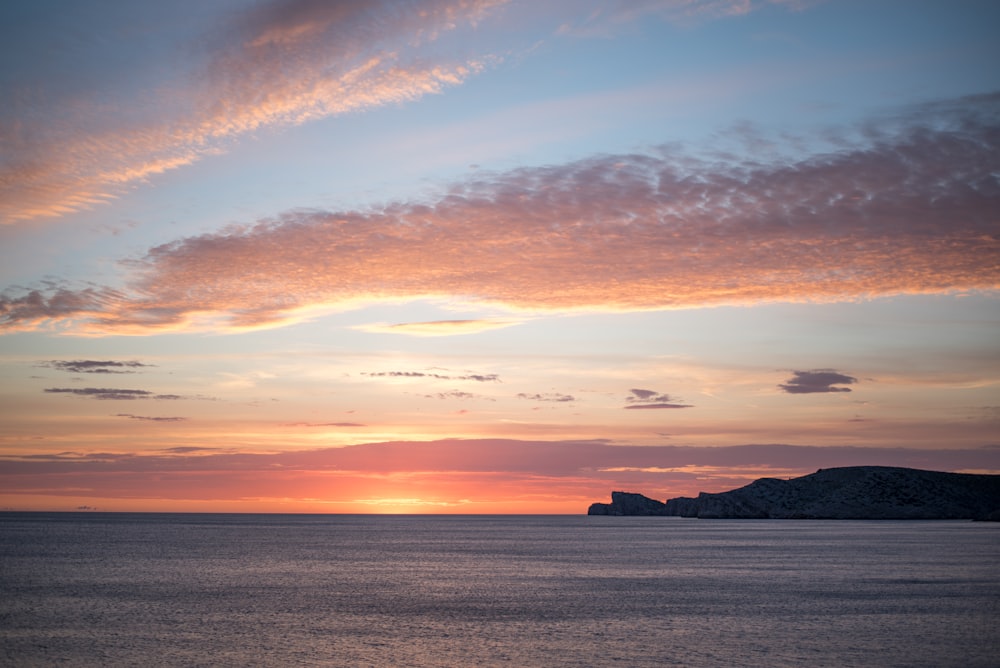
[1,513,997,667]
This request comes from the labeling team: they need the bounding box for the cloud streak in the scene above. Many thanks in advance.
[364,370,500,382]
[0,0,506,224]
[425,391,494,401]
[42,360,153,374]
[624,388,692,409]
[517,393,576,403]
[779,369,857,394]
[1,93,997,334]
[44,388,182,401]
[624,403,693,410]
[116,414,186,422]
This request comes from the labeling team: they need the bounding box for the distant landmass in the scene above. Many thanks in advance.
[588,466,1000,520]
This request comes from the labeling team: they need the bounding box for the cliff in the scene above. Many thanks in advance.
[588,466,1000,519]
[588,491,668,516]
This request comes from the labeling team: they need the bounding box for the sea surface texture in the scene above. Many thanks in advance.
[1,513,998,667]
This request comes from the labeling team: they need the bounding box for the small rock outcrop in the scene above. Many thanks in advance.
[588,466,1000,519]
[588,491,667,515]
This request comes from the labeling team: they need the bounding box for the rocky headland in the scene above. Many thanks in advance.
[587,466,1000,519]
[587,491,669,516]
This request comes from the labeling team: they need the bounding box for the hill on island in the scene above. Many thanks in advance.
[587,466,1000,520]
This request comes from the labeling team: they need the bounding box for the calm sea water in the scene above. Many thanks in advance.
[1,514,998,667]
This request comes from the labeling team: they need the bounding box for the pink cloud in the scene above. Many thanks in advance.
[0,0,506,224]
[2,93,996,335]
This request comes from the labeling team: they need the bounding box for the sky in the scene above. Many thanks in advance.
[1,0,998,514]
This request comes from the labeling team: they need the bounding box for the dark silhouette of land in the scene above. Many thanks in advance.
[588,466,1000,519]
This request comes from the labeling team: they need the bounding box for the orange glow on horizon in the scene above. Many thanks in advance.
[0,493,599,515]
[4,437,1000,515]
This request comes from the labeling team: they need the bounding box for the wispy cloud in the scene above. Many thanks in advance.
[44,388,182,401]
[0,286,123,331]
[517,392,576,402]
[626,388,672,403]
[425,390,494,401]
[42,360,153,374]
[624,403,692,410]
[364,370,500,382]
[778,369,857,394]
[624,388,692,409]
[1,93,997,334]
[160,447,219,454]
[115,414,186,422]
[0,0,507,224]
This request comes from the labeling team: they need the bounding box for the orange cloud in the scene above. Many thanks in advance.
[0,0,506,224]
[2,93,996,335]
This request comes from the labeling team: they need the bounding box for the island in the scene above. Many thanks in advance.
[587,466,1000,520]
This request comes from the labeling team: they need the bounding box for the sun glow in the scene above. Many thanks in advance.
[350,497,473,514]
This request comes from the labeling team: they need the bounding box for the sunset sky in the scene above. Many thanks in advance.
[1,0,998,513]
